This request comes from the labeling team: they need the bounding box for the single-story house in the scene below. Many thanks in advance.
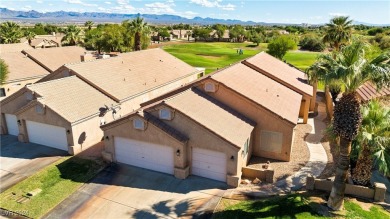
[1,48,202,154]
[39,48,203,113]
[100,56,306,186]
[0,52,50,98]
[170,30,192,40]
[22,46,88,72]
[30,38,59,49]
[242,52,313,123]
[101,87,255,187]
[210,30,230,42]
[1,76,117,154]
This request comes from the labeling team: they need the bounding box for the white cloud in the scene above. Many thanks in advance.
[143,1,175,14]
[117,0,129,5]
[190,0,236,11]
[220,3,235,11]
[104,1,111,4]
[329,12,348,17]
[64,0,97,7]
[36,0,43,3]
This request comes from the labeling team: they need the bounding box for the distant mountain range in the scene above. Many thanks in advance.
[0,8,388,26]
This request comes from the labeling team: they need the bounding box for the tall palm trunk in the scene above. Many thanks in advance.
[135,31,141,51]
[352,144,373,186]
[328,92,362,210]
[328,137,351,210]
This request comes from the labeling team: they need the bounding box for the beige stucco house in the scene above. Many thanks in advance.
[100,55,310,187]
[1,48,202,154]
[0,52,50,99]
[242,52,313,124]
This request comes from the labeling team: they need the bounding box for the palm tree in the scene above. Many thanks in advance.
[24,30,36,45]
[62,25,83,46]
[0,59,9,85]
[323,16,353,52]
[124,16,150,51]
[351,101,390,185]
[313,41,390,210]
[84,21,94,31]
[0,21,23,44]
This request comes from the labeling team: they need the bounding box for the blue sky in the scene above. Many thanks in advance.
[1,0,389,24]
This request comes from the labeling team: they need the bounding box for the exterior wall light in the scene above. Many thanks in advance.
[105,136,110,141]
[67,130,71,134]
[176,149,180,156]
[230,155,234,161]
[17,120,22,126]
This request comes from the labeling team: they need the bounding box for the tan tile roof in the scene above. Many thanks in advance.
[0,52,50,82]
[212,63,301,124]
[243,52,313,97]
[165,88,255,147]
[23,46,87,72]
[0,43,33,54]
[30,38,58,47]
[66,48,199,101]
[26,76,116,123]
[357,82,390,102]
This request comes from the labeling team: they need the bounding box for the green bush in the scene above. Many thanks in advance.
[267,35,297,59]
[299,35,325,52]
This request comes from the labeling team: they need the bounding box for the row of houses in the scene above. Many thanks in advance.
[0,44,88,98]
[1,46,314,187]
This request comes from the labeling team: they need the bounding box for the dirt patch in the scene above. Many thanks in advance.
[348,198,373,211]
[246,123,311,182]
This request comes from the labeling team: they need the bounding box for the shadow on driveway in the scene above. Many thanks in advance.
[0,135,67,192]
[46,163,228,219]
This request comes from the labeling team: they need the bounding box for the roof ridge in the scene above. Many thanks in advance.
[27,75,78,88]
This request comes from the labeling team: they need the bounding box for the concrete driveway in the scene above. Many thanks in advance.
[0,135,67,192]
[44,164,228,219]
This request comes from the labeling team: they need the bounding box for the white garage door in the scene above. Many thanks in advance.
[192,148,227,182]
[26,121,68,151]
[5,114,19,136]
[114,137,174,174]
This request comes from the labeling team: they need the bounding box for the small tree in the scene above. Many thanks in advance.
[267,35,297,59]
[0,59,9,85]
[84,21,94,31]
[24,30,36,45]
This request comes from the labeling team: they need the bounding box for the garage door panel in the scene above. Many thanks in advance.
[192,160,226,173]
[192,148,227,182]
[5,114,19,136]
[26,121,68,151]
[192,167,226,182]
[114,137,174,175]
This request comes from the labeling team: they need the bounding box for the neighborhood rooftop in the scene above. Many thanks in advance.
[0,43,32,54]
[164,88,255,147]
[243,52,313,97]
[211,63,302,124]
[22,46,87,72]
[66,48,200,101]
[0,52,50,83]
[357,81,390,102]
[25,76,116,123]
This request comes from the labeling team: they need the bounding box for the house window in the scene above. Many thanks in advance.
[260,131,283,153]
[204,82,215,92]
[133,118,145,130]
[159,108,171,120]
[25,92,33,100]
[35,105,44,114]
[0,88,5,97]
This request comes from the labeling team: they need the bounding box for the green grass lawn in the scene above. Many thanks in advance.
[0,156,104,218]
[213,194,390,219]
[284,50,322,71]
[163,42,267,74]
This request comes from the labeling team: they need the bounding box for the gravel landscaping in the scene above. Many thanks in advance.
[246,123,312,182]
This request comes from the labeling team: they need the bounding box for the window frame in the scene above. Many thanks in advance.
[133,118,145,130]
[159,108,172,120]
[204,82,216,92]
